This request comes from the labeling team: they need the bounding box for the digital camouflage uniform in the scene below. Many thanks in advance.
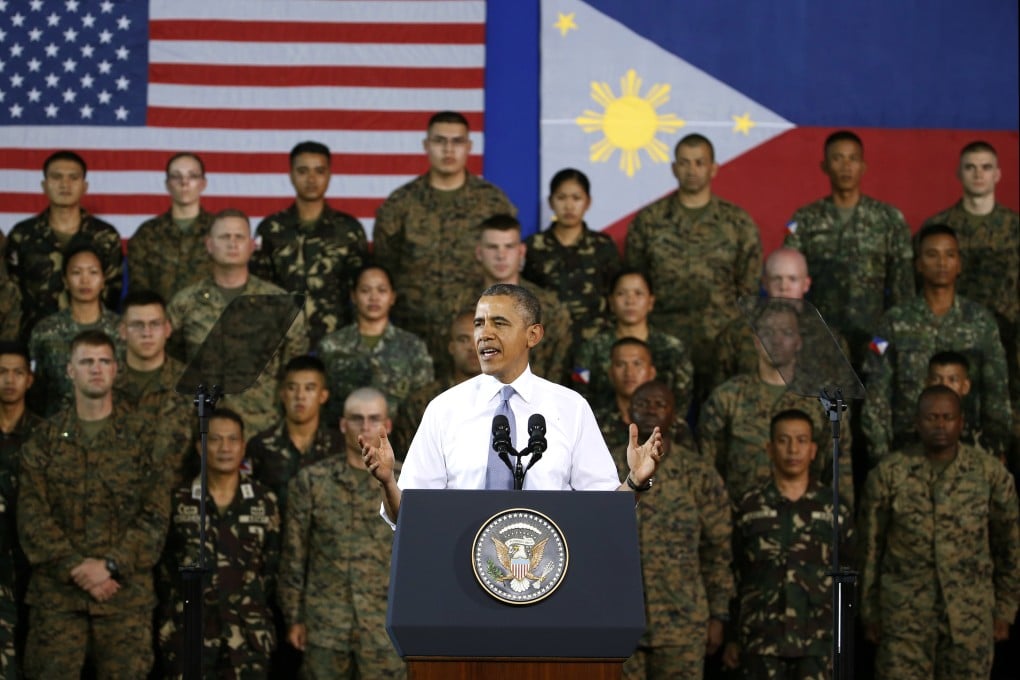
[625,194,762,379]
[251,204,368,347]
[4,209,123,340]
[784,196,913,368]
[0,277,20,341]
[315,321,434,428]
[861,295,1010,465]
[731,479,854,679]
[698,374,854,509]
[522,224,620,347]
[859,445,1020,680]
[573,326,694,415]
[373,173,515,362]
[610,437,734,680]
[17,408,171,679]
[279,456,404,679]
[391,377,451,457]
[128,208,215,302]
[27,308,121,417]
[245,420,343,518]
[159,475,281,679]
[167,276,310,436]
[594,400,629,452]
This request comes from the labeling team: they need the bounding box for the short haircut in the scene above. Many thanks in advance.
[209,407,245,436]
[675,133,715,162]
[0,341,32,368]
[610,336,652,357]
[824,130,863,155]
[43,150,87,177]
[212,208,250,230]
[549,168,591,196]
[61,242,103,277]
[915,223,958,251]
[769,408,815,440]
[477,214,521,235]
[610,267,654,296]
[354,262,394,289]
[928,350,970,373]
[917,384,961,414]
[344,386,388,414]
[479,283,542,326]
[290,141,331,165]
[122,289,168,313]
[164,152,205,177]
[69,329,116,356]
[283,354,327,381]
[428,110,470,130]
[960,140,997,158]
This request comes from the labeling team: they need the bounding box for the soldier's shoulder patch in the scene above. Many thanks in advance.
[869,336,889,356]
[785,220,798,235]
[571,367,590,385]
[253,235,263,251]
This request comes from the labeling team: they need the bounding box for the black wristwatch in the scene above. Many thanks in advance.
[105,558,121,582]
[626,474,654,493]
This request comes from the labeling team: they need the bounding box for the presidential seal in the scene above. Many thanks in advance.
[472,508,568,605]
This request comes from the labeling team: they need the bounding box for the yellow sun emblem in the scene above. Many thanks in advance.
[575,69,685,178]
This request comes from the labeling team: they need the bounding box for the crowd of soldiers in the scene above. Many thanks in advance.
[0,109,1018,680]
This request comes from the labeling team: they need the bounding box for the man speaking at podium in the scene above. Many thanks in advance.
[363,284,664,525]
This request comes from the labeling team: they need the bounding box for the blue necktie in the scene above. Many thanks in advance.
[485,385,516,489]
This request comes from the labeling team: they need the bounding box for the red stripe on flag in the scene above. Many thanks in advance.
[149,63,484,89]
[150,20,486,44]
[146,108,484,131]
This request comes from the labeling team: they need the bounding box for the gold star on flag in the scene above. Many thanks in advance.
[554,12,578,37]
[731,112,756,135]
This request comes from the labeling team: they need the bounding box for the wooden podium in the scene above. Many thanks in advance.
[388,490,645,680]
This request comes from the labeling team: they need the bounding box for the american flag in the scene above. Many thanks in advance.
[0,0,487,238]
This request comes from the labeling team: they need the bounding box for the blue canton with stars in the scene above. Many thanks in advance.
[0,0,148,125]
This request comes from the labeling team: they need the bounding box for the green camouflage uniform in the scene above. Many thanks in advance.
[0,277,20,341]
[373,173,516,362]
[859,445,1020,680]
[624,194,762,379]
[167,276,310,436]
[4,209,123,340]
[594,400,630,452]
[17,408,170,678]
[572,326,694,414]
[391,377,451,457]
[784,196,914,368]
[279,456,404,679]
[522,224,620,346]
[127,208,215,302]
[158,475,281,679]
[316,321,433,428]
[27,308,122,417]
[251,204,368,347]
[245,420,343,518]
[698,374,854,509]
[113,356,195,487]
[861,295,1010,465]
[731,479,854,679]
[610,438,734,680]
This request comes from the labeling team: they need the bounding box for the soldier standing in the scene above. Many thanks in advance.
[722,409,854,679]
[279,388,405,679]
[17,330,169,678]
[251,142,368,347]
[860,385,1019,679]
[593,338,658,452]
[159,407,281,678]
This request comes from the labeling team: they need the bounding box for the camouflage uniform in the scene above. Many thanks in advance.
[158,475,281,679]
[731,479,854,679]
[391,377,451,457]
[861,295,1010,465]
[27,308,122,417]
[251,204,368,347]
[610,438,734,680]
[784,196,914,368]
[4,209,123,340]
[624,194,762,378]
[17,408,170,678]
[859,445,1020,680]
[166,276,310,436]
[572,326,694,414]
[279,456,404,679]
[113,356,195,486]
[245,420,343,517]
[594,400,629,452]
[373,173,516,361]
[698,375,854,509]
[0,277,20,341]
[127,208,215,302]
[522,224,620,346]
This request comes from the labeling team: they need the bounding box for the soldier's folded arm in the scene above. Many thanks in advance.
[105,462,172,577]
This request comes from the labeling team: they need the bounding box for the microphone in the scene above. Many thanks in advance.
[492,414,514,461]
[526,414,547,455]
